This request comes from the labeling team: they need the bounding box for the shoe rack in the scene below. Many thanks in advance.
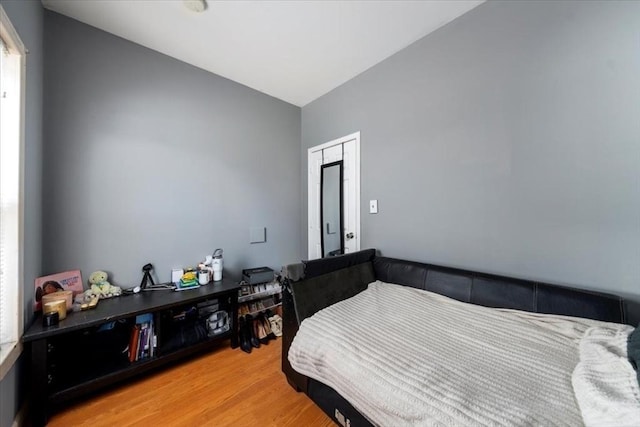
[238,280,282,316]
[237,279,283,354]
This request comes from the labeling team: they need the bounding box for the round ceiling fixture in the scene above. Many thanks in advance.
[183,0,207,13]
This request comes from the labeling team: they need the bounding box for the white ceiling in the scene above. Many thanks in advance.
[41,0,484,106]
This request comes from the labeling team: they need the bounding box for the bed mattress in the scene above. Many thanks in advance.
[288,281,639,427]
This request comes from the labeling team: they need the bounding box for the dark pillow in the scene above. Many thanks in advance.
[628,324,640,386]
[291,261,375,323]
[302,248,376,279]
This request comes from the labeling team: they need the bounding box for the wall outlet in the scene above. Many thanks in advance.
[369,200,378,214]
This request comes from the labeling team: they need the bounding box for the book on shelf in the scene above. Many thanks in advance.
[128,325,140,363]
[129,313,156,363]
[175,282,200,292]
[140,323,152,360]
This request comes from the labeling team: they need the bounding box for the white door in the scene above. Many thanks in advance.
[308,132,361,260]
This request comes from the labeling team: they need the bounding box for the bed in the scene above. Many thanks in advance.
[281,249,640,427]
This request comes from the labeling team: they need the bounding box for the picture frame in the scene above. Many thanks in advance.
[34,270,84,312]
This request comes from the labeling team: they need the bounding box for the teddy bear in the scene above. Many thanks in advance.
[84,270,122,300]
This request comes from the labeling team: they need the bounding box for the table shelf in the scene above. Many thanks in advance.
[23,278,240,426]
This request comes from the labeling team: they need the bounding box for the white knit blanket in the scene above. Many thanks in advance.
[572,327,640,427]
[288,280,638,427]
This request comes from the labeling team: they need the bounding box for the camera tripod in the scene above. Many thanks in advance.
[140,263,156,289]
[139,263,175,291]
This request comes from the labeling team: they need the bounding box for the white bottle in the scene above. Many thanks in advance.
[212,262,222,281]
[212,248,223,281]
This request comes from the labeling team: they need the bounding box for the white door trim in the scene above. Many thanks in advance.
[308,132,361,259]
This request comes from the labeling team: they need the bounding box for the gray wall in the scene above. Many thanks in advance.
[43,11,301,286]
[0,0,43,425]
[302,0,640,299]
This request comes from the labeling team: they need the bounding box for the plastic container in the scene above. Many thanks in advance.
[198,270,209,285]
[43,299,67,320]
[42,290,73,311]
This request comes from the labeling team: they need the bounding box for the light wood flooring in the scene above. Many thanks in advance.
[48,339,334,427]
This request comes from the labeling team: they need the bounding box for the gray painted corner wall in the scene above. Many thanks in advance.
[1,3,638,426]
[43,11,301,286]
[302,0,640,299]
[1,1,44,426]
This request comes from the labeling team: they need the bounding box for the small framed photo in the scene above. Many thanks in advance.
[34,270,84,312]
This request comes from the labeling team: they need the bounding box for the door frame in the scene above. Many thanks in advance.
[307,131,361,259]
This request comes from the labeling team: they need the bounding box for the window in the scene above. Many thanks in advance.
[0,5,25,378]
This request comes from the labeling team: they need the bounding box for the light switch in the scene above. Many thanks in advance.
[369,200,378,214]
[250,227,266,244]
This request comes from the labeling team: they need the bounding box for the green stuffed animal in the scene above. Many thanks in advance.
[84,270,122,300]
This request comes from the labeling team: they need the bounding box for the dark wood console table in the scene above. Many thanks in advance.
[22,278,240,426]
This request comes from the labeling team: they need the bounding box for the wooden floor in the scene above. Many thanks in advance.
[48,339,334,427]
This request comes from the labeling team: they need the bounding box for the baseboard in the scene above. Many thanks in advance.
[11,400,28,427]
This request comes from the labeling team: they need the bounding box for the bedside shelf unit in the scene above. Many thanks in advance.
[22,278,240,427]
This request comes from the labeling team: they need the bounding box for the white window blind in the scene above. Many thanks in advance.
[0,33,21,346]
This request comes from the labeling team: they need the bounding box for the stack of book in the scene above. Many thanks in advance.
[175,271,200,291]
[128,313,156,363]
